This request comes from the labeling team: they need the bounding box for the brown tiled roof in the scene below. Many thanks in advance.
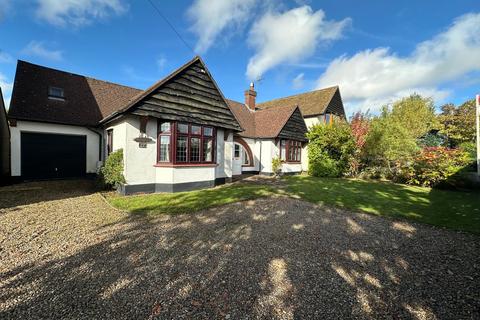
[8,60,141,126]
[227,99,298,138]
[257,86,338,117]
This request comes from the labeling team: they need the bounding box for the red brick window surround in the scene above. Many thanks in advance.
[157,121,215,165]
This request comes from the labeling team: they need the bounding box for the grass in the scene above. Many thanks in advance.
[106,176,480,234]
[106,183,275,216]
[286,175,480,234]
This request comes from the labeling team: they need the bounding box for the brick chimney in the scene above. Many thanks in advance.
[244,82,257,111]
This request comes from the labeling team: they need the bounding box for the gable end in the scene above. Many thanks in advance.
[106,57,242,131]
[278,107,308,141]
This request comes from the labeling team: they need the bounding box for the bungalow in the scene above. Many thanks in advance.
[7,56,345,194]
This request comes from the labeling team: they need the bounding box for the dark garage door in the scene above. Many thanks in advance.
[21,132,87,179]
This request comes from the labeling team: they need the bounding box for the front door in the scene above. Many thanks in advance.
[233,143,242,175]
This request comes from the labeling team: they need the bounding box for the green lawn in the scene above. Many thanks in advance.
[286,175,480,234]
[107,183,275,216]
[106,176,480,234]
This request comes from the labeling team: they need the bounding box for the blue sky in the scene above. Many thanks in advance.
[0,0,479,116]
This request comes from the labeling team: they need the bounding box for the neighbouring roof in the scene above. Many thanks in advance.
[257,86,344,118]
[8,60,142,126]
[228,99,307,140]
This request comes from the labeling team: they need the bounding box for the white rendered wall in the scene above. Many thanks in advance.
[10,120,100,176]
[105,119,127,154]
[304,115,322,129]
[301,144,309,172]
[259,139,274,174]
[123,116,157,185]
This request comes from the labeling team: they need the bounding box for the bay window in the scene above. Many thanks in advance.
[279,139,302,163]
[157,121,215,165]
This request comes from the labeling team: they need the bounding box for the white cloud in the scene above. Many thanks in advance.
[36,0,127,27]
[246,6,350,80]
[292,73,305,89]
[22,41,63,61]
[316,12,480,114]
[156,57,167,71]
[0,51,12,63]
[0,0,10,21]
[187,0,257,54]
[0,72,12,109]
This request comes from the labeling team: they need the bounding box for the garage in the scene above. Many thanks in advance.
[21,132,87,179]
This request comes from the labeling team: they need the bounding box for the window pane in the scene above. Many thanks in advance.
[107,130,113,155]
[159,136,170,162]
[176,136,187,162]
[204,127,213,136]
[191,125,201,135]
[325,113,331,124]
[49,86,64,98]
[203,138,213,162]
[234,144,240,158]
[159,122,171,133]
[190,137,200,162]
[280,140,286,160]
[177,123,188,134]
[243,150,249,165]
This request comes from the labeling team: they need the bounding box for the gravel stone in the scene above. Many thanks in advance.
[0,180,479,319]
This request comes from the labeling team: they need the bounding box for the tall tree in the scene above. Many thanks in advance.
[439,99,476,146]
[389,94,439,139]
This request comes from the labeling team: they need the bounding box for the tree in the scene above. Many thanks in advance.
[389,94,439,139]
[363,113,419,168]
[439,99,476,146]
[307,121,355,177]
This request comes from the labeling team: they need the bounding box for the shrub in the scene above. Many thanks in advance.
[459,141,476,161]
[100,149,126,189]
[307,121,355,177]
[272,157,282,176]
[400,147,470,187]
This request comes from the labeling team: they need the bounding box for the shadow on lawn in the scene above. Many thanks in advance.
[1,198,479,319]
[286,177,480,234]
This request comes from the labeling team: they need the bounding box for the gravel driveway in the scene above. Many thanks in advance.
[1,180,479,319]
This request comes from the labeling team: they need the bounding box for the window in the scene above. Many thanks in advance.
[191,125,201,135]
[243,150,250,165]
[106,129,113,156]
[324,113,335,125]
[177,123,188,134]
[176,136,188,162]
[158,121,171,162]
[203,138,213,162]
[158,121,215,165]
[48,86,64,99]
[280,140,286,160]
[190,137,200,162]
[280,139,302,163]
[158,136,170,162]
[234,144,240,158]
[204,127,213,136]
